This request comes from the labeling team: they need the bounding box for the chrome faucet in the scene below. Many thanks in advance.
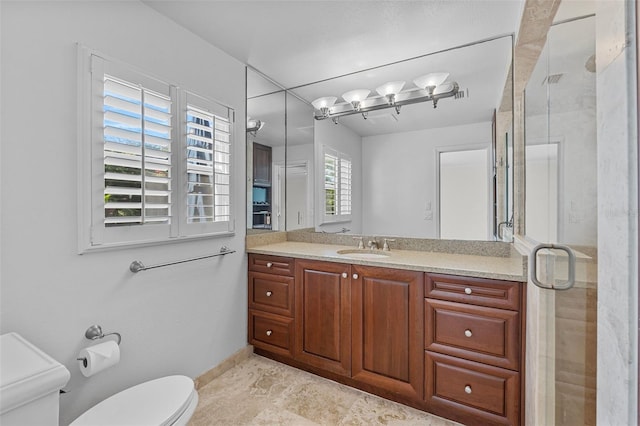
[382,238,396,251]
[353,236,364,249]
[367,238,379,250]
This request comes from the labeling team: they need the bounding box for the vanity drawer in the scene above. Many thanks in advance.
[249,271,294,316]
[249,254,295,276]
[249,310,293,357]
[425,351,519,426]
[425,273,520,311]
[425,299,519,370]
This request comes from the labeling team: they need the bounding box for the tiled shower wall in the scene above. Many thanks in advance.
[596,1,639,424]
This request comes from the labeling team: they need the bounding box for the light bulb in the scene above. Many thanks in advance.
[376,81,405,105]
[342,89,370,111]
[413,73,449,94]
[311,96,337,117]
[311,96,337,110]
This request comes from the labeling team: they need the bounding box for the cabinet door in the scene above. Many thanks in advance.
[294,260,351,376]
[252,142,272,185]
[352,265,424,400]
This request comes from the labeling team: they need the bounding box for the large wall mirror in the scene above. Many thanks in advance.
[246,70,316,234]
[294,35,513,241]
[246,69,286,233]
[247,35,514,241]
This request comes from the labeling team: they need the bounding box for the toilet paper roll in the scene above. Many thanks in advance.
[78,341,120,377]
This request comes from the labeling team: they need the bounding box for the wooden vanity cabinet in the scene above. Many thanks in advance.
[424,273,524,426]
[294,259,352,376]
[351,265,424,401]
[248,254,295,358]
[248,255,525,426]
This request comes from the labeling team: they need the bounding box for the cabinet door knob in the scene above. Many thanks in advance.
[266,330,272,336]
[464,329,473,338]
[266,291,272,297]
[464,287,472,295]
[352,273,359,279]
[464,385,472,394]
[342,272,348,278]
[266,262,273,268]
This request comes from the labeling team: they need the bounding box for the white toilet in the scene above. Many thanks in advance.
[0,333,198,426]
[69,375,198,426]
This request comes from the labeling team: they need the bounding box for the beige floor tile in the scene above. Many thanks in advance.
[339,394,460,426]
[249,407,321,426]
[190,354,461,426]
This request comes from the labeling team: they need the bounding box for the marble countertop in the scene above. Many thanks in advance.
[247,241,527,282]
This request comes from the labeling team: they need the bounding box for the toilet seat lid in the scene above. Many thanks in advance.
[70,375,196,426]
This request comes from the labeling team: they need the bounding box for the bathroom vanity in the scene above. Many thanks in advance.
[246,241,526,426]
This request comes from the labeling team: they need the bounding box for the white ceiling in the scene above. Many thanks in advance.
[145,0,525,90]
[145,0,525,139]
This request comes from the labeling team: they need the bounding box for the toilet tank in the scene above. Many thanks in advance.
[0,332,71,426]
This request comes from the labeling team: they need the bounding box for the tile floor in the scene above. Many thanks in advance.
[189,354,462,426]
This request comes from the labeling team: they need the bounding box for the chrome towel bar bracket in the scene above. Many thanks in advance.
[129,246,236,273]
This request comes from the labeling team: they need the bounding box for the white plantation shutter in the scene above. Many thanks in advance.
[103,76,173,226]
[182,92,234,236]
[339,157,352,215]
[324,152,337,216]
[323,146,352,221]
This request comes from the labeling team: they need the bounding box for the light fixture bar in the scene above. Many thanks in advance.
[314,82,459,120]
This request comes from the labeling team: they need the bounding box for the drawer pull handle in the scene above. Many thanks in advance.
[342,272,348,278]
[353,273,359,279]
[464,287,472,295]
[464,385,472,394]
[464,329,473,338]
[266,291,272,297]
[266,262,273,268]
[266,330,272,336]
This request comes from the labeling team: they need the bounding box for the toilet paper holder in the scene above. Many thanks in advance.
[77,325,121,368]
[83,325,122,345]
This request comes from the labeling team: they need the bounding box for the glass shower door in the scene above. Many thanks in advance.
[524,14,597,426]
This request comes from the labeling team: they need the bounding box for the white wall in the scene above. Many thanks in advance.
[361,121,491,238]
[314,120,363,234]
[0,2,247,424]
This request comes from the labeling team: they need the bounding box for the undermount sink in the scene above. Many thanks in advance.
[336,249,390,259]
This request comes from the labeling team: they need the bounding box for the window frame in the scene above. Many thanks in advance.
[77,47,235,253]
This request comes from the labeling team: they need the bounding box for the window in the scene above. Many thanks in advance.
[79,51,234,251]
[323,146,352,222]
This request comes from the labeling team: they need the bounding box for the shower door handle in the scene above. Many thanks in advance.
[529,243,576,290]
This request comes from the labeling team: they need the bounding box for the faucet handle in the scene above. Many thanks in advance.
[382,238,396,251]
[353,236,364,249]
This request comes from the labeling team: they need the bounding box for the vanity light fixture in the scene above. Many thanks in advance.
[312,72,458,121]
[376,81,405,105]
[341,89,370,111]
[246,117,265,136]
[311,96,337,118]
[413,72,449,94]
[413,72,449,108]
